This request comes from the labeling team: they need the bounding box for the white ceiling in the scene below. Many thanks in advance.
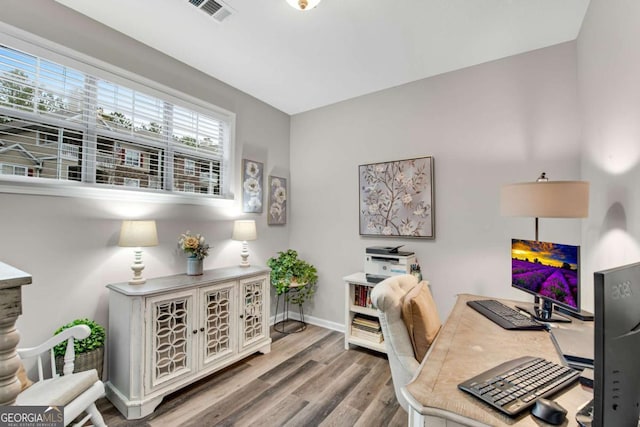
[55,0,590,115]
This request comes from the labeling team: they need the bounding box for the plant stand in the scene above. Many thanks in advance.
[273,283,307,334]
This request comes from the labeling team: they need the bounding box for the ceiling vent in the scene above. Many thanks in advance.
[188,0,233,22]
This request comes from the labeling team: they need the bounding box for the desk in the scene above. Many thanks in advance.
[403,294,593,427]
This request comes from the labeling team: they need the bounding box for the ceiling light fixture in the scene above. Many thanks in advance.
[286,0,322,11]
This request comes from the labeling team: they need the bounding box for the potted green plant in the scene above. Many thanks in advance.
[267,249,318,305]
[53,318,106,379]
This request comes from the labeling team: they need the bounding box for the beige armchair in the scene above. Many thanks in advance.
[16,325,106,427]
[371,274,441,412]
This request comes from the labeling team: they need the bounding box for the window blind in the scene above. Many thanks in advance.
[0,42,230,198]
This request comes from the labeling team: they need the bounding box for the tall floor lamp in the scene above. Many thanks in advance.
[500,173,589,320]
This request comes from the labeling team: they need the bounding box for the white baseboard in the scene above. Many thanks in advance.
[270,311,344,333]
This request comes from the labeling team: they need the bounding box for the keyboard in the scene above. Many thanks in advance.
[467,299,546,330]
[458,356,580,416]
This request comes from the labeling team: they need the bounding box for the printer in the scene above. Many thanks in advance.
[365,246,417,283]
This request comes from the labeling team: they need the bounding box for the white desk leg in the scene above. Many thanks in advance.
[410,408,460,427]
[424,416,449,426]
[408,407,426,426]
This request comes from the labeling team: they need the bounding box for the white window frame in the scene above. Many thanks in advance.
[124,149,141,168]
[60,143,80,161]
[37,131,58,146]
[184,159,196,176]
[64,165,77,181]
[183,182,195,193]
[148,176,161,190]
[123,178,140,188]
[1,163,28,176]
[0,24,236,207]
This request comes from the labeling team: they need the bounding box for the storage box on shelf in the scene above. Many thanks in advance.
[105,266,271,420]
[343,272,386,354]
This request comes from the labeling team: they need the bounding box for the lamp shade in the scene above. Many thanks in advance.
[118,220,159,247]
[500,181,589,218]
[232,220,257,241]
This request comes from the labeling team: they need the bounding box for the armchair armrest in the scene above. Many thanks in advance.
[18,325,91,380]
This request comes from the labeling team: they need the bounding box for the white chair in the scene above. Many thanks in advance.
[370,274,421,412]
[16,325,107,427]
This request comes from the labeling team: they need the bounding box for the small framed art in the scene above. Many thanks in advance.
[242,159,263,213]
[268,176,287,225]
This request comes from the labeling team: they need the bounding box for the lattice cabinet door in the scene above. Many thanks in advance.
[239,274,269,351]
[198,281,236,369]
[145,289,195,393]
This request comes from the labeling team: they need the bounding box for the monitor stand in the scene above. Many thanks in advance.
[516,299,572,323]
[555,306,595,321]
[575,398,594,427]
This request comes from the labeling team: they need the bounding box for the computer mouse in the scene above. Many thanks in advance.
[531,398,567,425]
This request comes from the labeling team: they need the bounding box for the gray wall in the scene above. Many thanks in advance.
[6,0,638,348]
[289,42,583,325]
[577,0,640,308]
[0,2,290,348]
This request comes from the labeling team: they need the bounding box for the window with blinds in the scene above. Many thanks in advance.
[0,42,232,198]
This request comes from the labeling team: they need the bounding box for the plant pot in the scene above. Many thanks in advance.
[187,257,203,276]
[55,346,104,379]
[289,280,306,289]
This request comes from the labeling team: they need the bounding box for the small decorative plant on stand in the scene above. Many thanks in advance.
[268,249,318,333]
[179,231,210,276]
[267,249,318,305]
[53,318,106,379]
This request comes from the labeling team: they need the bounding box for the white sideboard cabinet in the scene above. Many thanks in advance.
[105,266,271,420]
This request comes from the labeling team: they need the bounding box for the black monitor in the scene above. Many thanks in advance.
[592,262,640,426]
[511,239,580,322]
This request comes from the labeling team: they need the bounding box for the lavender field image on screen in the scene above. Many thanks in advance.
[511,239,579,309]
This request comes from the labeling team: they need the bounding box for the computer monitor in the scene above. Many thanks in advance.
[592,262,640,426]
[511,238,580,322]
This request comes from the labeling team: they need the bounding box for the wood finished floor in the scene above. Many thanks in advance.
[98,324,406,427]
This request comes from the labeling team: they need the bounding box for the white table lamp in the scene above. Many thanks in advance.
[232,220,257,267]
[118,220,159,285]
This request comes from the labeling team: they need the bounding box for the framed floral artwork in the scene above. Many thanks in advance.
[242,159,263,213]
[268,176,287,225]
[359,156,435,239]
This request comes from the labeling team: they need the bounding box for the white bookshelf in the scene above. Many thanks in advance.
[343,272,386,354]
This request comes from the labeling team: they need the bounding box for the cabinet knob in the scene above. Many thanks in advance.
[240,314,244,319]
[192,329,198,334]
[200,327,205,332]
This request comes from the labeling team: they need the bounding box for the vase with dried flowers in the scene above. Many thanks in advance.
[178,231,210,275]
